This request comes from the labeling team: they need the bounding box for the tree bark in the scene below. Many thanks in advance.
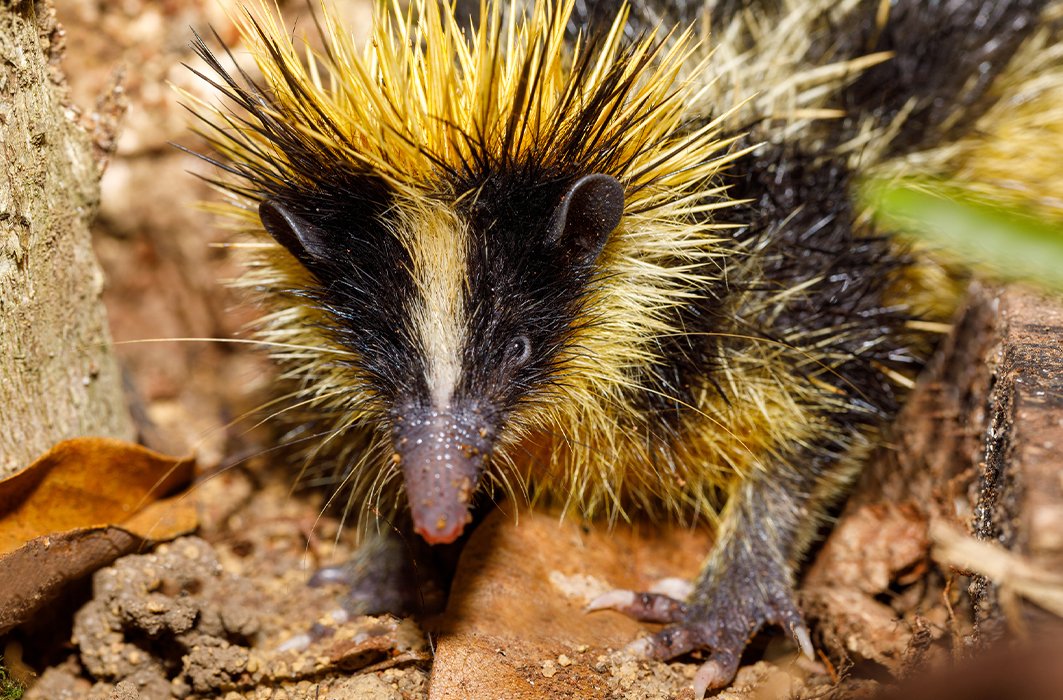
[0,0,132,476]
[968,286,1063,638]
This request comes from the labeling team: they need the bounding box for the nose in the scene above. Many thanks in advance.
[392,405,493,544]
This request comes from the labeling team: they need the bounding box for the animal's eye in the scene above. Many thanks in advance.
[504,336,532,367]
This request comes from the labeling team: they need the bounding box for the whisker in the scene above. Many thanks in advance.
[112,336,355,356]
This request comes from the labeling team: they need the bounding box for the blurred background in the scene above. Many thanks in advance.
[57,0,375,468]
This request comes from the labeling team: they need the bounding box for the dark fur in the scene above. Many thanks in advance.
[830,0,1052,154]
[632,142,917,440]
[188,33,425,407]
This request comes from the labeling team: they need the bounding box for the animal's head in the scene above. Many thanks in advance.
[189,0,734,542]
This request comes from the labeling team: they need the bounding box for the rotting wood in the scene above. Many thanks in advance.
[970,286,1063,640]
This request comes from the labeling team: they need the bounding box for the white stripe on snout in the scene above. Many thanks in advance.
[403,202,467,409]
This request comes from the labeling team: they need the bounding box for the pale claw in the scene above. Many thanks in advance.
[693,660,727,699]
[586,589,636,612]
[275,632,312,653]
[586,587,688,623]
[624,635,656,656]
[793,623,814,661]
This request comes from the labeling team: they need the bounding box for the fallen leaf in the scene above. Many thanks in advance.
[0,436,194,550]
[0,437,197,634]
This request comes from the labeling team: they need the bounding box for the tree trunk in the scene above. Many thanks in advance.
[0,0,132,476]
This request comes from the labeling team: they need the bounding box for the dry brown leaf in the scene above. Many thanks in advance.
[0,437,195,551]
[0,437,197,634]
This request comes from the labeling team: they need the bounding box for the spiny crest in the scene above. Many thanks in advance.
[186,0,741,393]
[186,0,742,400]
[190,0,730,206]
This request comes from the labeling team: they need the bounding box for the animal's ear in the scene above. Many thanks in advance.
[546,174,624,264]
[259,199,331,265]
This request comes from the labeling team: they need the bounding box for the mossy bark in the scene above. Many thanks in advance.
[0,0,132,476]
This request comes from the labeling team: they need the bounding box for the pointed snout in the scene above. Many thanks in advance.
[392,405,495,544]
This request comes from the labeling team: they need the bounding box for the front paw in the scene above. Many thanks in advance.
[589,576,813,695]
[309,531,446,618]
